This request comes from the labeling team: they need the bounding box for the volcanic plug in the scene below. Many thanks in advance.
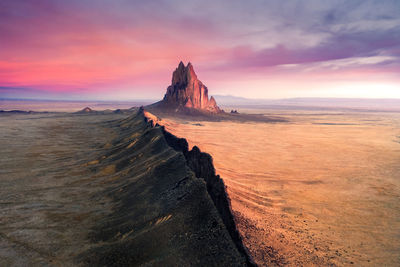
[159,62,221,113]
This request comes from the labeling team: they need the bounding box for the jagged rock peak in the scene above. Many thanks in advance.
[162,61,221,113]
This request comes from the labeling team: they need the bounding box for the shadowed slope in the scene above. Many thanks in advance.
[160,125,255,266]
[79,109,248,266]
[0,110,247,266]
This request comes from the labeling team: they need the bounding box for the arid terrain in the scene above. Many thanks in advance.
[1,104,399,266]
[0,110,247,266]
[161,108,400,266]
[2,0,400,265]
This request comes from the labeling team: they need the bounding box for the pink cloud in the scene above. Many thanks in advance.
[1,0,399,99]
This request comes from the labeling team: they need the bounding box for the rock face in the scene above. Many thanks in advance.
[80,109,247,266]
[162,62,221,113]
[161,125,254,266]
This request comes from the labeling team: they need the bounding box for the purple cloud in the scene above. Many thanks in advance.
[220,25,400,70]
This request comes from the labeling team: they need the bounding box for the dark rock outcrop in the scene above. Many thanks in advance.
[79,109,248,266]
[161,123,255,266]
[158,62,221,113]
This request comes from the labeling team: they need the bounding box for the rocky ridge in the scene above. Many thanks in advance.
[143,108,255,266]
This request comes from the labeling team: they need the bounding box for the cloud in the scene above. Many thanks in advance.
[214,23,400,73]
[0,0,399,99]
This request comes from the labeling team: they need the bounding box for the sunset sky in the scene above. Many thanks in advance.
[1,0,399,100]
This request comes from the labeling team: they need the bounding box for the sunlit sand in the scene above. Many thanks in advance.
[163,109,400,266]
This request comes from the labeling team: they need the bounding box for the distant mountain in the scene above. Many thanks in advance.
[0,110,35,114]
[213,95,273,105]
[213,95,400,111]
[151,62,221,113]
[75,107,95,114]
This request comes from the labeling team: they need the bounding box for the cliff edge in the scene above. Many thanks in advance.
[79,108,252,266]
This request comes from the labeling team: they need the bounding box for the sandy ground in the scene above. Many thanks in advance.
[162,109,400,266]
[0,111,247,266]
[0,112,121,265]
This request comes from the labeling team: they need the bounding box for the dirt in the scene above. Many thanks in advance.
[0,111,246,266]
[161,109,400,266]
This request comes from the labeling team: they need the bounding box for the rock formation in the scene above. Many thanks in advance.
[161,61,221,113]
[76,107,93,113]
[161,127,254,265]
[81,109,249,266]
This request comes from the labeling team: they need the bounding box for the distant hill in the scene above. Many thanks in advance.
[77,107,93,113]
[213,95,400,112]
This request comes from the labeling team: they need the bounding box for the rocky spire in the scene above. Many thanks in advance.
[162,61,221,113]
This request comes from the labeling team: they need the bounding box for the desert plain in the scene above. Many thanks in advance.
[161,108,400,266]
[1,105,399,266]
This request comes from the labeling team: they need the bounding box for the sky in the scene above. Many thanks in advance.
[0,0,399,100]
